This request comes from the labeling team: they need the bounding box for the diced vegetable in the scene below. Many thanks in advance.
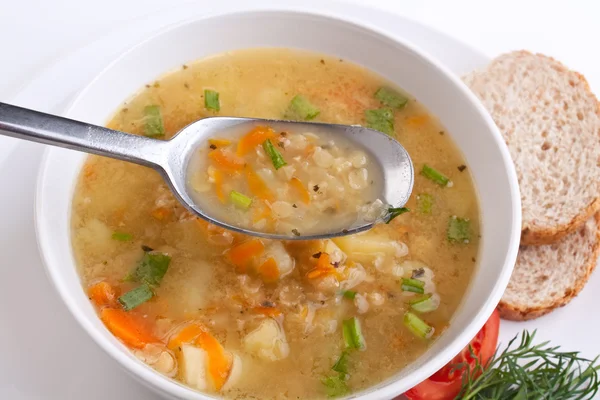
[168,323,206,350]
[258,257,279,283]
[289,177,310,204]
[342,317,366,350]
[130,252,171,287]
[226,239,265,272]
[237,126,276,156]
[421,164,450,186]
[365,108,394,136]
[143,105,165,137]
[204,89,220,111]
[151,207,171,220]
[401,277,425,294]
[88,281,118,307]
[246,166,275,202]
[342,290,357,300]
[284,94,320,121]
[194,327,233,390]
[321,374,350,398]
[208,138,231,148]
[374,87,409,109]
[417,194,433,214]
[243,318,290,361]
[100,307,158,348]
[333,232,405,260]
[229,190,253,210]
[332,351,350,374]
[409,293,440,313]
[180,344,209,391]
[447,217,472,243]
[404,312,434,339]
[386,207,410,224]
[118,284,154,311]
[263,139,287,170]
[212,169,225,202]
[208,149,245,172]
[112,231,133,241]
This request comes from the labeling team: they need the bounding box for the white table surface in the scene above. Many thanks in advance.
[1,0,600,398]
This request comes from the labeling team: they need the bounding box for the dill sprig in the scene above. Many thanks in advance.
[456,330,600,399]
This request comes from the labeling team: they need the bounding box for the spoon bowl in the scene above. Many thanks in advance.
[0,103,413,239]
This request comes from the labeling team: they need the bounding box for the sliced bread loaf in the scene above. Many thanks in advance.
[498,213,600,321]
[463,51,600,245]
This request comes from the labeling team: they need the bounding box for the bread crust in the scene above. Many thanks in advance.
[499,213,600,321]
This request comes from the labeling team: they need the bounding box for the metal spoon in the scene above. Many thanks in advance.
[0,102,413,240]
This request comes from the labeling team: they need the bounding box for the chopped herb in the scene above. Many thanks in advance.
[365,108,394,136]
[411,268,425,279]
[448,217,472,243]
[342,290,357,300]
[458,164,467,172]
[421,164,450,186]
[229,190,253,210]
[374,87,409,109]
[312,252,322,259]
[209,144,217,150]
[291,229,301,237]
[129,252,171,287]
[404,312,434,339]
[112,232,133,241]
[417,193,434,214]
[284,95,320,121]
[204,89,220,111]
[409,293,439,313]
[401,277,425,294]
[143,105,164,137]
[321,375,349,398]
[141,245,154,252]
[332,351,350,374]
[385,207,410,223]
[118,284,154,311]
[313,184,320,192]
[342,317,366,350]
[263,139,287,170]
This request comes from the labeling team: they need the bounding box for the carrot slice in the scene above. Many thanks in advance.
[252,306,282,317]
[151,207,172,221]
[316,252,332,269]
[100,308,158,349]
[194,330,232,390]
[258,257,279,283]
[209,149,245,172]
[167,323,205,350]
[289,177,310,204]
[246,166,274,202]
[237,126,276,156]
[306,253,341,280]
[208,138,232,148]
[88,281,118,307]
[212,169,225,203]
[226,239,265,272]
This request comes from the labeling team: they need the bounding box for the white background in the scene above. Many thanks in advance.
[2,0,599,99]
[1,0,600,398]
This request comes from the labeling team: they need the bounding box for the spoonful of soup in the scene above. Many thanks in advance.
[0,102,413,239]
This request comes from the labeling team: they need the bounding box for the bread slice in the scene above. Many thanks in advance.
[498,213,600,321]
[463,51,600,245]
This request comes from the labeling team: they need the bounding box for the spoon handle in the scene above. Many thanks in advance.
[0,102,166,169]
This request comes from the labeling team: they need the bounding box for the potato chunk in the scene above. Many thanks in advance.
[243,319,290,361]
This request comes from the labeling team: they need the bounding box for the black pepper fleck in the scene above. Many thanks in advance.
[342,229,349,234]
[141,245,154,252]
[145,84,151,88]
[472,257,476,262]
[184,83,190,89]
[280,131,288,137]
[313,184,320,192]
[292,229,301,236]
[182,64,188,69]
[439,131,444,135]
[312,252,322,259]
[458,165,467,172]
[261,300,275,308]
[209,144,217,150]
[411,268,425,278]
[292,204,298,208]
[320,59,325,65]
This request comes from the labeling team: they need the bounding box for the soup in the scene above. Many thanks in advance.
[72,48,480,399]
[187,122,387,236]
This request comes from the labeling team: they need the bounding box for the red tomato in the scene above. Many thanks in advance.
[403,309,500,400]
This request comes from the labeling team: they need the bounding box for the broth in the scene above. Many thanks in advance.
[72,48,480,399]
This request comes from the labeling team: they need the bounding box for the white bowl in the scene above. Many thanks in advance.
[35,9,521,400]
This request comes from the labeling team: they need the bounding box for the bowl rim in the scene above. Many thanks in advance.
[34,8,522,400]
